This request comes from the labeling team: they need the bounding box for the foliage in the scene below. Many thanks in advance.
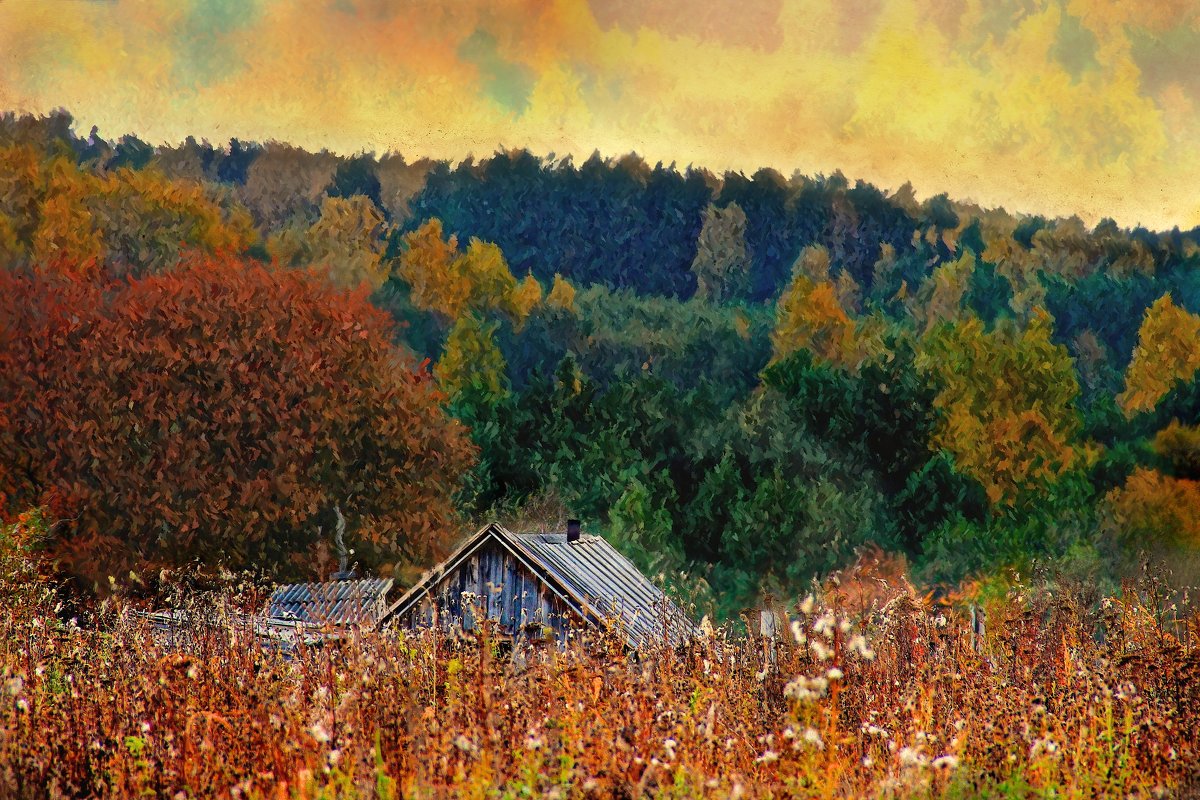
[691,202,751,302]
[395,219,524,325]
[608,471,683,576]
[269,194,391,290]
[544,273,576,313]
[400,151,713,297]
[1107,466,1200,550]
[7,110,1200,606]
[771,247,864,369]
[437,313,509,398]
[328,154,383,210]
[918,311,1082,506]
[0,146,256,281]
[1118,293,1200,415]
[0,255,473,588]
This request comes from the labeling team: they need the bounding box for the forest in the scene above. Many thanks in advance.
[3,109,1200,617]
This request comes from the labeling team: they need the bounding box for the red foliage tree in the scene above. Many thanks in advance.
[0,254,473,588]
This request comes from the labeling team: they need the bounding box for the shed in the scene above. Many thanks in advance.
[386,522,696,650]
[139,577,395,653]
[266,577,394,627]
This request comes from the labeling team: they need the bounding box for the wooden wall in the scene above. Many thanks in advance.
[396,540,582,645]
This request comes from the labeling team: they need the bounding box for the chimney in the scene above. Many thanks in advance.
[567,518,581,543]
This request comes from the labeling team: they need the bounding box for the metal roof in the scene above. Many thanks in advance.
[266,578,393,626]
[511,532,697,649]
[387,524,697,649]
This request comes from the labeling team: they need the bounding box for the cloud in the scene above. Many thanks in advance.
[1,0,1198,229]
[172,0,264,88]
[458,28,536,113]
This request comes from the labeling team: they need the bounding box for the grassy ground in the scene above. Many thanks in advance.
[1,558,1198,799]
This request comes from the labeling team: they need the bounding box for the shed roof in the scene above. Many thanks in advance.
[386,523,697,649]
[267,577,393,627]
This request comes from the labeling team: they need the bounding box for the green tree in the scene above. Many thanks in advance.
[609,472,682,576]
[437,313,508,397]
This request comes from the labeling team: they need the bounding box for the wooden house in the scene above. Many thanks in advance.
[385,521,696,650]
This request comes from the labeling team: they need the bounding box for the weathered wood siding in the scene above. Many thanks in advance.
[396,540,581,644]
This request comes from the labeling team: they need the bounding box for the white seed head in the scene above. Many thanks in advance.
[932,755,959,770]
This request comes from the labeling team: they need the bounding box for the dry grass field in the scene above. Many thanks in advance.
[2,537,1198,799]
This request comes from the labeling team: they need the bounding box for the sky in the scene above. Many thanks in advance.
[1,0,1199,230]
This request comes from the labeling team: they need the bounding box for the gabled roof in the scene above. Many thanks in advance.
[267,577,394,627]
[386,523,697,649]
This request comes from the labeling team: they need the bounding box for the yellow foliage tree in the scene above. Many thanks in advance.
[908,250,974,333]
[269,195,390,290]
[917,310,1081,506]
[773,276,857,367]
[0,214,19,270]
[31,158,106,278]
[1152,420,1200,479]
[0,146,256,280]
[1118,294,1200,416]
[457,237,518,317]
[773,245,876,370]
[396,219,527,325]
[792,243,831,283]
[436,312,508,397]
[545,273,577,313]
[395,219,469,319]
[690,202,751,302]
[0,145,44,251]
[510,274,543,329]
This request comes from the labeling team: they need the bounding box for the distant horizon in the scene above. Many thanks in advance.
[13,106,1189,238]
[3,0,1197,232]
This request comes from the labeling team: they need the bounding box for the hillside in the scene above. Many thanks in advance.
[3,110,1200,614]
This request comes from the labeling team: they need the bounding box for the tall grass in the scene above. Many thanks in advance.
[1,551,1197,799]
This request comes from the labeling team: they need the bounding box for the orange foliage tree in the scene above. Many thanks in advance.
[772,245,861,368]
[0,254,473,588]
[1107,467,1200,549]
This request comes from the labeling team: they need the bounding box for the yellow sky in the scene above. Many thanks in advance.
[2,0,1199,229]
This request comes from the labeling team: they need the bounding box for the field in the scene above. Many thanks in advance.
[2,555,1198,800]
[7,5,1200,797]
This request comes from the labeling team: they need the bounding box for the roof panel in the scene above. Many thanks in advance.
[511,532,696,649]
[266,578,393,626]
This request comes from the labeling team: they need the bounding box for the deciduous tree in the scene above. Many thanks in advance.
[691,202,751,302]
[0,254,472,588]
[1118,294,1200,415]
[918,310,1082,506]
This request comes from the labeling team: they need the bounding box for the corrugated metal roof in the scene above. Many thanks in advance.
[510,532,697,649]
[267,578,393,626]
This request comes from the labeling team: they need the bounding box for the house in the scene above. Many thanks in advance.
[385,521,696,650]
